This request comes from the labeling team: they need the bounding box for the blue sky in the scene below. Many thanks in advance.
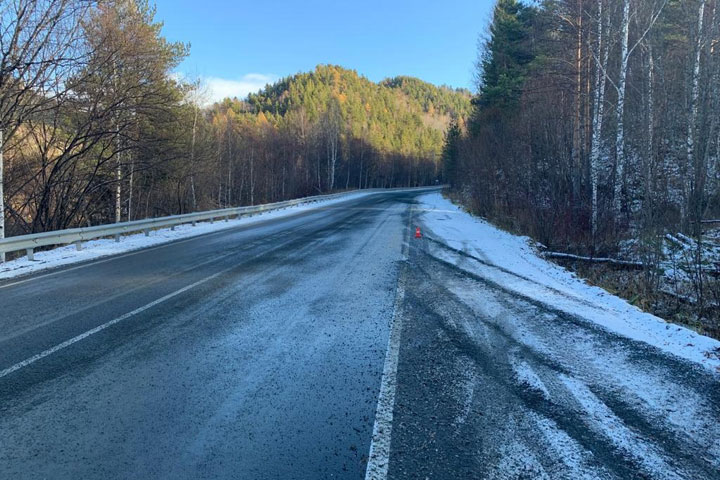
[152,0,495,103]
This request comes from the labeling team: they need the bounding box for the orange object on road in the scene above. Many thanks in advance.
[415,227,422,238]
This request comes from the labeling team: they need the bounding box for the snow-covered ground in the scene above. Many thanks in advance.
[616,226,720,304]
[416,192,720,373]
[0,191,378,281]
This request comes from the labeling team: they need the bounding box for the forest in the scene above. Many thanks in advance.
[444,0,720,334]
[0,0,469,241]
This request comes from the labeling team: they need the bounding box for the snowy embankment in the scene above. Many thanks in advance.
[0,191,377,281]
[417,192,720,373]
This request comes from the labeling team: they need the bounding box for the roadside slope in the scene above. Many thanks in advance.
[415,193,720,373]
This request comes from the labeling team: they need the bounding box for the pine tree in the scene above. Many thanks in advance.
[442,119,461,187]
[474,0,536,113]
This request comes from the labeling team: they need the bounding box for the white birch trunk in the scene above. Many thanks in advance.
[329,135,337,190]
[227,158,232,206]
[590,0,610,243]
[250,149,255,206]
[685,0,706,226]
[572,0,583,187]
[707,0,719,192]
[345,160,350,190]
[613,0,631,217]
[115,157,122,223]
[648,46,655,162]
[646,44,655,199]
[113,60,122,224]
[238,157,245,205]
[127,156,134,221]
[226,130,232,207]
[0,129,4,263]
[215,135,222,207]
[190,106,198,211]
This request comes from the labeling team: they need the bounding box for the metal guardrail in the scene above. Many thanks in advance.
[0,187,440,261]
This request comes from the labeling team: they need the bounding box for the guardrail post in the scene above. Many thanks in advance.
[26,248,34,261]
[75,241,83,251]
[115,234,120,243]
[210,217,214,224]
[192,221,196,227]
[171,225,175,231]
[224,216,229,222]
[144,229,149,237]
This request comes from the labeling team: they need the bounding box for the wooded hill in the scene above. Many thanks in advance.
[206,65,472,203]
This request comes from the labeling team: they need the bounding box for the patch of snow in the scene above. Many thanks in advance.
[416,193,720,373]
[490,439,550,480]
[577,334,719,446]
[0,191,378,281]
[452,355,478,427]
[560,375,685,480]
[510,358,550,400]
[532,414,607,480]
[447,278,555,358]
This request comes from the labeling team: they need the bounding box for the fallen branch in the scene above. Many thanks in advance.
[659,288,720,307]
[666,233,689,247]
[545,252,645,269]
[658,287,696,305]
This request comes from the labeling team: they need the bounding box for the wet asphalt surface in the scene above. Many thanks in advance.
[1,190,719,479]
[0,192,413,479]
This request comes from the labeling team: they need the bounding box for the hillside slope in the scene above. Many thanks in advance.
[241,65,472,162]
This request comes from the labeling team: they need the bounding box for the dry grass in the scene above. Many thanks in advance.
[553,259,720,341]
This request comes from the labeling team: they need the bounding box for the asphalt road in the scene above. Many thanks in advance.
[1,190,719,480]
[389,229,720,480]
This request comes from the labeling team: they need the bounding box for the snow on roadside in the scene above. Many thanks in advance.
[510,358,550,400]
[531,414,607,480]
[560,374,685,480]
[0,191,377,281]
[416,193,720,373]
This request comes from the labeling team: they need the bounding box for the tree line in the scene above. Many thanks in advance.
[0,0,469,259]
[444,0,719,320]
[445,0,719,251]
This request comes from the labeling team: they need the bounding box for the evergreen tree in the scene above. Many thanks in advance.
[442,119,461,187]
[474,0,536,113]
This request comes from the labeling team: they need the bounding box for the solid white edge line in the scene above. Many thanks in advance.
[364,207,412,480]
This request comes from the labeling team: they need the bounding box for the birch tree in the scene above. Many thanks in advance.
[613,0,631,219]
[590,0,610,243]
[686,0,706,230]
[82,0,187,223]
[323,98,342,191]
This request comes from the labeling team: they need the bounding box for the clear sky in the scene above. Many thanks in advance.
[152,0,495,103]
